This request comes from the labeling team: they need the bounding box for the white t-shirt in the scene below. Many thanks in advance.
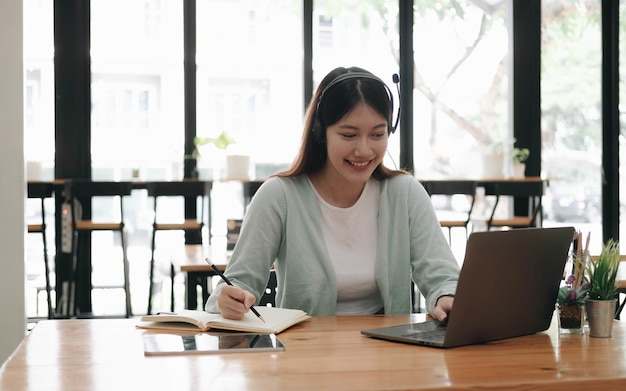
[311,179,383,314]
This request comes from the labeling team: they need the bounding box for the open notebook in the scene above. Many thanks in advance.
[137,306,310,334]
[362,227,575,348]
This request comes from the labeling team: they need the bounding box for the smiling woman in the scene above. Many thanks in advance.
[204,67,461,324]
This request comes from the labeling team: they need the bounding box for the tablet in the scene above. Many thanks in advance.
[142,333,285,356]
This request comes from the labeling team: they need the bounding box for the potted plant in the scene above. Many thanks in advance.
[555,230,591,334]
[510,147,529,178]
[556,251,589,334]
[192,131,236,159]
[189,131,236,179]
[585,238,621,337]
[480,141,505,178]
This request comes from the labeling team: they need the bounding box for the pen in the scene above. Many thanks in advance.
[205,258,265,323]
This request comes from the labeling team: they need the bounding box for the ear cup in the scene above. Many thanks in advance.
[311,119,324,144]
[311,120,325,143]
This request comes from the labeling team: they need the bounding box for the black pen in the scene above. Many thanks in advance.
[205,258,265,323]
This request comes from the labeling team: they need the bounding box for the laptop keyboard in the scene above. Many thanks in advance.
[401,328,446,342]
[398,320,448,343]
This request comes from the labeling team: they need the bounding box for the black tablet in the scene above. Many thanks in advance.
[142,333,285,356]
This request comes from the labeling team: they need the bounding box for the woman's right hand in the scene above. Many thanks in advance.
[217,285,257,320]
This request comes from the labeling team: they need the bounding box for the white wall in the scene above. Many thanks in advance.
[0,0,27,365]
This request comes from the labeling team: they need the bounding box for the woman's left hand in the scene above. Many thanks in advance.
[432,295,454,323]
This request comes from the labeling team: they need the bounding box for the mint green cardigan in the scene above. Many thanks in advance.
[205,174,460,316]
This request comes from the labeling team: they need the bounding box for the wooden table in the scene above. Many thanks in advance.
[2,314,626,390]
[177,245,277,310]
[475,176,546,183]
[175,244,227,310]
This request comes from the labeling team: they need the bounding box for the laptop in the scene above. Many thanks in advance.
[361,226,575,348]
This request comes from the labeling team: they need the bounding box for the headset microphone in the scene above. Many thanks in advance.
[391,73,401,133]
[314,71,401,138]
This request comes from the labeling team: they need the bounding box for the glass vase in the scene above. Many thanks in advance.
[558,304,584,334]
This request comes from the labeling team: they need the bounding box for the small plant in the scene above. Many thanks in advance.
[586,239,621,300]
[557,276,589,306]
[512,147,529,164]
[189,131,236,159]
[557,250,589,306]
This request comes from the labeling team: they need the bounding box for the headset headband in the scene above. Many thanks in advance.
[315,71,400,134]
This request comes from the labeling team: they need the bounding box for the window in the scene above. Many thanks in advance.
[411,1,510,180]
[24,0,54,180]
[197,0,303,178]
[541,1,603,253]
[619,0,626,254]
[91,0,184,181]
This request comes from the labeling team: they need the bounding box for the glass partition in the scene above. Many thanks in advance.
[91,0,184,182]
[540,1,603,254]
[619,0,626,254]
[24,0,55,181]
[196,0,303,181]
[411,1,510,180]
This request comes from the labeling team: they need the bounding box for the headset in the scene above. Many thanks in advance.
[312,71,401,141]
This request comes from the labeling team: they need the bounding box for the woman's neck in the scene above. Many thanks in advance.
[309,172,366,208]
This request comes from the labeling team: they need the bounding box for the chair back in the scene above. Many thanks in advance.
[483,180,544,198]
[27,182,54,232]
[146,181,211,198]
[421,180,477,197]
[65,179,132,198]
[243,180,263,211]
[146,181,211,226]
[421,179,477,225]
[63,179,133,226]
[28,182,54,200]
[258,269,277,307]
[483,180,545,228]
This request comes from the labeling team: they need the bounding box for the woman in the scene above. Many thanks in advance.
[205,66,459,321]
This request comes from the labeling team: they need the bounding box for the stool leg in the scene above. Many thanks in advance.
[120,228,132,317]
[42,226,53,319]
[39,197,54,319]
[170,263,175,312]
[68,229,79,318]
[147,228,157,314]
[615,293,625,320]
